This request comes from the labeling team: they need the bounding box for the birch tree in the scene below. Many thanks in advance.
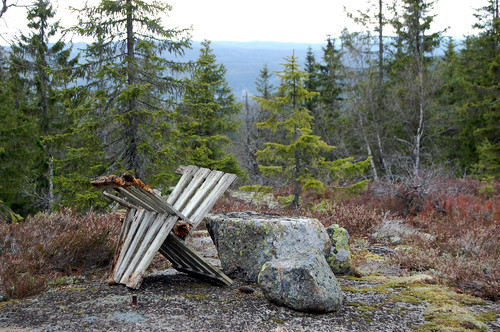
[386,0,443,178]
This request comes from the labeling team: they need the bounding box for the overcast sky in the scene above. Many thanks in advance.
[0,0,488,45]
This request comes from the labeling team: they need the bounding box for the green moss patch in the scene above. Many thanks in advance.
[350,274,491,331]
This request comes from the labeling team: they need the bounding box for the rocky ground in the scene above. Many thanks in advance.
[0,232,498,332]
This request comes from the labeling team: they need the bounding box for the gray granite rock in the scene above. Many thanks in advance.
[258,251,343,312]
[205,212,331,282]
[205,212,344,312]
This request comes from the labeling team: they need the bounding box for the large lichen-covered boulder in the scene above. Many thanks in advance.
[258,252,343,312]
[205,212,331,282]
[325,224,352,274]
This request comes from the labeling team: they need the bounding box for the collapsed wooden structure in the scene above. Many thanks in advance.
[91,165,237,289]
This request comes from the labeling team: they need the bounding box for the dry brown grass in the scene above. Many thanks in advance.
[0,208,121,301]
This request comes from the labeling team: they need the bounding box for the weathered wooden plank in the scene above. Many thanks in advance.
[173,266,230,285]
[190,173,238,228]
[112,209,145,281]
[93,165,238,289]
[127,185,191,223]
[126,214,179,289]
[159,241,191,268]
[126,186,166,212]
[162,233,233,285]
[164,236,207,272]
[108,209,136,285]
[114,210,157,282]
[175,165,188,175]
[167,165,198,205]
[115,187,156,211]
[103,191,140,210]
[173,167,211,211]
[182,170,224,218]
[120,213,173,285]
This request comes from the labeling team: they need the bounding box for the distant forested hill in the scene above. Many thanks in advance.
[71,41,324,98]
[192,41,324,98]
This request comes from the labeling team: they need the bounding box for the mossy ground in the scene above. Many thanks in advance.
[342,273,495,331]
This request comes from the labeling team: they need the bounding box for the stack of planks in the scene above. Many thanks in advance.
[91,165,237,289]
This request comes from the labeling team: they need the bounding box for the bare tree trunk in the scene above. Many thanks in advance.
[357,111,378,180]
[124,0,139,177]
[292,65,300,209]
[38,7,54,212]
[414,65,425,178]
[375,0,389,174]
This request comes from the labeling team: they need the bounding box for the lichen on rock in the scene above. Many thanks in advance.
[325,224,353,275]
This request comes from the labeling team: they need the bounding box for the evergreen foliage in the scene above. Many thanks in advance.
[59,0,192,202]
[458,0,500,177]
[7,0,78,212]
[0,48,41,216]
[0,0,499,217]
[254,53,369,208]
[174,40,243,176]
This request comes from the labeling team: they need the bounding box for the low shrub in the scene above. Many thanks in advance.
[218,177,499,300]
[390,178,499,300]
[0,208,121,301]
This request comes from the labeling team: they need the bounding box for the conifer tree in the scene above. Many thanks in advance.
[8,0,77,212]
[66,0,191,192]
[315,38,345,146]
[255,64,275,101]
[458,0,500,177]
[255,53,369,208]
[386,0,443,178]
[174,40,243,176]
[0,47,41,216]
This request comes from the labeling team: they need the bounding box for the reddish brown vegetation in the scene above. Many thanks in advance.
[214,178,499,300]
[0,209,121,301]
[1,178,498,302]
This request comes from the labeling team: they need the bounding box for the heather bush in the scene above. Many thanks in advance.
[0,208,121,301]
[391,178,499,300]
[217,178,499,300]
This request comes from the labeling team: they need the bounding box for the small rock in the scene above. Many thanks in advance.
[325,224,353,275]
[238,285,255,294]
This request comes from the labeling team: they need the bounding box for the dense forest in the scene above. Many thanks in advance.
[0,0,499,219]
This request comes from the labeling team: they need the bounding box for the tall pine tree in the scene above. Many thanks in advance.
[174,40,243,176]
[65,0,191,193]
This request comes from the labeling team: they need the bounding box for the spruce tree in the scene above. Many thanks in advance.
[0,47,41,216]
[8,0,77,212]
[458,0,500,177]
[315,38,345,146]
[174,40,243,176]
[255,53,369,209]
[255,64,275,101]
[66,0,191,191]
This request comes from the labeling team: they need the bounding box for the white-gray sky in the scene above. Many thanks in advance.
[0,0,488,45]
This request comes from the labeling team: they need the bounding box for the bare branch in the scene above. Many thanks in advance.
[0,0,30,18]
